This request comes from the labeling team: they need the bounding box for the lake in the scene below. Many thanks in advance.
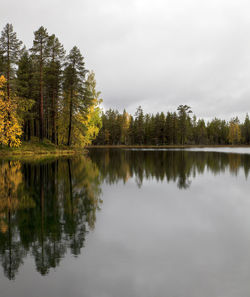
[1,148,250,297]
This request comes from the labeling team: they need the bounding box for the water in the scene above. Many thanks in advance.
[0,149,250,297]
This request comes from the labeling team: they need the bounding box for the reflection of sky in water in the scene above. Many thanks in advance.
[128,147,250,154]
[188,147,250,154]
[1,150,250,297]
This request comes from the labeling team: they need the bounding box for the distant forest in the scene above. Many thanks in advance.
[0,23,102,147]
[94,105,250,145]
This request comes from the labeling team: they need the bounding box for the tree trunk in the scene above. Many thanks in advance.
[34,119,37,137]
[7,28,10,99]
[67,90,73,146]
[51,89,56,144]
[27,120,31,141]
[39,46,44,141]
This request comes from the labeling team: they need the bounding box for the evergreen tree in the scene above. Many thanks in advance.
[177,105,192,145]
[78,71,102,145]
[30,26,49,140]
[196,119,207,144]
[165,112,172,144]
[63,46,87,146]
[0,23,23,98]
[242,114,250,144]
[228,117,241,144]
[172,112,179,144]
[128,116,135,145]
[120,110,130,144]
[134,106,144,145]
[16,51,34,140]
[0,52,5,76]
[144,113,152,144]
[46,34,65,143]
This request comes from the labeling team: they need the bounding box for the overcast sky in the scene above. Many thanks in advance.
[1,0,250,120]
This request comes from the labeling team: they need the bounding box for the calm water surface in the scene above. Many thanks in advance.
[1,149,250,297]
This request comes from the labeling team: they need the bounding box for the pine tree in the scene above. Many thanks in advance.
[30,26,49,140]
[46,34,65,143]
[16,51,34,140]
[0,23,23,98]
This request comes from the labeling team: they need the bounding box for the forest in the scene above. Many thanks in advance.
[94,105,250,145]
[0,23,102,148]
[1,23,250,148]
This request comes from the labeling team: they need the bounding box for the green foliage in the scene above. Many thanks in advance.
[0,23,23,97]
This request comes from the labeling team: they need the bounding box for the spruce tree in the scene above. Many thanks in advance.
[134,106,144,145]
[177,105,192,145]
[243,114,250,144]
[63,46,87,146]
[0,52,5,76]
[0,23,23,98]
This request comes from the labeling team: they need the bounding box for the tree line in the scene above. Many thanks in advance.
[0,23,102,147]
[94,105,250,145]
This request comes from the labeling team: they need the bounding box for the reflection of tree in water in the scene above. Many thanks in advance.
[0,157,102,279]
[1,150,250,279]
[0,161,35,280]
[89,149,250,189]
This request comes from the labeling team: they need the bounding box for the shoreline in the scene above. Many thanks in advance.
[1,143,250,159]
[87,145,250,149]
[0,141,86,159]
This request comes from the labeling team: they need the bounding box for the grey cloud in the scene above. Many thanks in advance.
[1,0,250,120]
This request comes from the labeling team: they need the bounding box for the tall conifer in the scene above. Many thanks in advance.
[30,26,49,140]
[63,46,87,146]
[0,23,23,98]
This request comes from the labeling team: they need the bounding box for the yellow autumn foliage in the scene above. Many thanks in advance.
[0,75,23,147]
[58,71,102,147]
[74,99,102,146]
[0,161,36,233]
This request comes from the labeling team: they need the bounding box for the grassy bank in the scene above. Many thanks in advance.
[87,144,250,149]
[0,139,85,158]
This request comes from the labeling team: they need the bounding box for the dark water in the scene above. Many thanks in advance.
[1,149,250,297]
